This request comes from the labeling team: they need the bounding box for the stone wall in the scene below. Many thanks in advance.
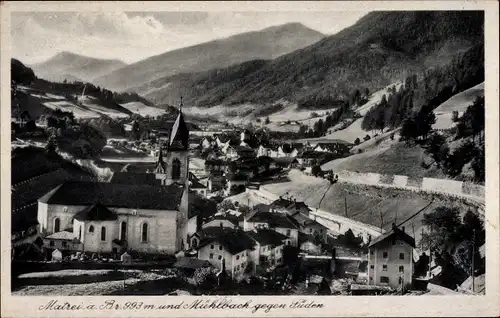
[335,170,484,200]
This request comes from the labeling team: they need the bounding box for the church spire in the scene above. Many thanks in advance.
[168,107,189,151]
[155,146,166,173]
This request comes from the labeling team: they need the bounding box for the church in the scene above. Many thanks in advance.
[37,109,197,255]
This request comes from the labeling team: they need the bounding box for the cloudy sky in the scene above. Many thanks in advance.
[11,11,368,65]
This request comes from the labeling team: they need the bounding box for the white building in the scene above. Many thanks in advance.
[37,110,198,254]
[196,230,256,279]
[241,207,299,247]
[367,224,415,290]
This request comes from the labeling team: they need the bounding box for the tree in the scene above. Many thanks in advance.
[423,133,449,167]
[452,110,459,122]
[421,206,462,253]
[311,165,323,177]
[415,104,436,140]
[45,135,58,157]
[401,116,418,142]
[354,137,361,145]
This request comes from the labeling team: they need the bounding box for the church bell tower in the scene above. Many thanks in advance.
[155,97,190,251]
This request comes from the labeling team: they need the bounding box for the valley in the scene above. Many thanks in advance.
[9,9,488,298]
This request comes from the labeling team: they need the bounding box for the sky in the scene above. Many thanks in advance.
[11,11,369,65]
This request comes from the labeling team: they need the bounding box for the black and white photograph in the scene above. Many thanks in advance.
[2,1,499,316]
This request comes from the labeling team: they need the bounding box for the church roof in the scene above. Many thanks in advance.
[110,172,160,186]
[169,111,189,151]
[74,203,118,222]
[39,181,184,210]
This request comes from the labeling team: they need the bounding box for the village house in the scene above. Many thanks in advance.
[245,228,289,269]
[241,206,300,247]
[202,213,240,230]
[225,173,248,196]
[312,142,351,156]
[196,229,256,279]
[205,159,228,173]
[298,232,322,254]
[43,230,83,253]
[257,145,270,157]
[189,172,208,197]
[367,223,416,290]
[269,197,310,216]
[296,151,321,167]
[291,212,329,243]
[273,157,298,170]
[201,136,216,150]
[207,171,226,193]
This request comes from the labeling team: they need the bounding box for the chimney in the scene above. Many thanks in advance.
[402,226,405,233]
[392,222,397,231]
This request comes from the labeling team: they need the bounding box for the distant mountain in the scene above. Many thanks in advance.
[30,52,126,83]
[93,22,324,92]
[135,11,484,108]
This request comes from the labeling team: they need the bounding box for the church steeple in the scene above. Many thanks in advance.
[168,98,189,151]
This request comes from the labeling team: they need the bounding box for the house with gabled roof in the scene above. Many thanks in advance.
[245,228,289,268]
[241,207,300,247]
[367,223,415,290]
[196,229,256,278]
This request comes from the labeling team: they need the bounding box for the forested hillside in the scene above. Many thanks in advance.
[133,11,484,108]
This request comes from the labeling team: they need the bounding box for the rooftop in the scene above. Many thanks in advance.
[38,181,184,210]
[245,228,289,246]
[198,229,256,255]
[73,203,118,222]
[45,230,78,241]
[109,172,160,186]
[368,224,416,248]
[248,211,299,229]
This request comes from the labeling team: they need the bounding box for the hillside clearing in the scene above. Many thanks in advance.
[120,102,167,117]
[432,82,484,130]
[434,82,484,114]
[322,141,446,179]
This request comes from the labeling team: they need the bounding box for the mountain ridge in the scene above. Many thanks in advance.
[133,11,484,108]
[30,52,126,84]
[92,22,325,93]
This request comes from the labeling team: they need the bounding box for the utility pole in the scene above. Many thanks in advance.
[344,196,348,217]
[472,229,476,293]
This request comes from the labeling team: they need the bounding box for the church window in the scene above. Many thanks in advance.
[79,226,82,240]
[101,227,106,241]
[141,223,149,243]
[210,244,214,249]
[89,225,94,233]
[120,221,127,241]
[210,253,214,259]
[172,158,181,179]
[62,241,67,248]
[53,218,60,233]
[49,240,54,247]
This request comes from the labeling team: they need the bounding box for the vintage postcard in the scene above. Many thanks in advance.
[1,1,499,317]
